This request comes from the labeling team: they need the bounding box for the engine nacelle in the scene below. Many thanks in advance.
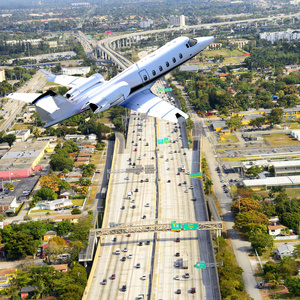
[66,73,104,99]
[82,81,131,113]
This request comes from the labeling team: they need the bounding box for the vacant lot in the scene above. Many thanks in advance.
[263,133,300,146]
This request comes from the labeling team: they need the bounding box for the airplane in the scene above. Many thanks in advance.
[8,36,214,127]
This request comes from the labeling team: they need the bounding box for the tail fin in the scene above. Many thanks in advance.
[33,90,76,124]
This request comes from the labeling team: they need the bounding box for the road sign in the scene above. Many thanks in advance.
[164,88,173,92]
[158,88,163,92]
[171,221,181,231]
[164,137,169,144]
[190,172,202,178]
[158,139,163,145]
[196,261,206,269]
[183,223,199,231]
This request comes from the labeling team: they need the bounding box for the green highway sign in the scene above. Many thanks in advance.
[190,172,202,178]
[196,261,206,269]
[158,88,163,92]
[183,223,199,231]
[158,139,164,145]
[164,88,173,92]
[171,221,181,231]
[163,137,169,144]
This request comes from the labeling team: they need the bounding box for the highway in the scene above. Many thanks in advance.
[86,78,220,299]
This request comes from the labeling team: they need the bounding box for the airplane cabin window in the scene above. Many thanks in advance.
[179,53,183,59]
[188,38,197,47]
[152,70,156,76]
[186,44,189,48]
[165,61,170,67]
[172,57,176,63]
[159,66,163,71]
[143,75,148,81]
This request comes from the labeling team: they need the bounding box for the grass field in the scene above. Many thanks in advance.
[13,124,32,130]
[218,134,239,143]
[201,48,248,58]
[263,133,300,147]
[71,199,84,206]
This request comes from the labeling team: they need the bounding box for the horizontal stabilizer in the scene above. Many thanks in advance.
[120,89,188,123]
[7,93,42,103]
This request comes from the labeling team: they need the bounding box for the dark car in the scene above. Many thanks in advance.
[138,242,143,246]
[121,256,126,261]
[175,252,180,257]
[175,238,180,242]
[122,285,127,292]
[135,188,139,192]
[167,180,171,183]
[176,289,181,294]
[102,279,107,285]
[145,240,150,245]
[111,274,116,280]
[191,287,196,294]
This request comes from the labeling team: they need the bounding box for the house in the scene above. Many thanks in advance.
[38,198,73,210]
[0,268,16,290]
[43,231,57,241]
[0,196,18,213]
[277,244,295,259]
[53,264,68,272]
[268,217,288,236]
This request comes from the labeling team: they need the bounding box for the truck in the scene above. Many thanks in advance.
[182,254,188,269]
[181,165,185,172]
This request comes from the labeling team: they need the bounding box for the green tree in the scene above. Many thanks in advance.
[56,220,73,236]
[234,211,268,234]
[2,134,16,147]
[285,277,300,296]
[248,230,274,252]
[267,107,283,125]
[36,188,57,200]
[71,217,92,244]
[50,153,74,171]
[225,116,242,131]
[71,208,81,215]
[4,182,14,190]
[246,165,262,177]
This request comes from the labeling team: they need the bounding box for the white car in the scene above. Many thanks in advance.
[174,275,180,280]
[128,253,133,259]
[123,247,128,252]
[141,274,147,280]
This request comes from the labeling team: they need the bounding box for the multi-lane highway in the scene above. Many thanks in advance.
[86,79,220,299]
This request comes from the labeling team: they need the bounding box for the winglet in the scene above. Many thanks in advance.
[41,69,56,82]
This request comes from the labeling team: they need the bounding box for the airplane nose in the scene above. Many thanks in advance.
[196,36,214,49]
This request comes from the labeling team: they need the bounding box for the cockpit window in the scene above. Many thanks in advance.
[188,38,197,47]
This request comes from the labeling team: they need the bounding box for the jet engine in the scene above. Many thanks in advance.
[82,81,131,114]
[66,73,104,99]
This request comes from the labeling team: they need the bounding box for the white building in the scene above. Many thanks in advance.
[170,15,185,27]
[277,244,295,259]
[61,67,90,76]
[140,19,154,29]
[260,29,300,44]
[64,134,86,140]
[6,129,30,142]
[0,69,5,82]
[268,217,287,236]
[39,198,73,210]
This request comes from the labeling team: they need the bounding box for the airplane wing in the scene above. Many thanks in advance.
[7,93,42,103]
[41,69,100,88]
[120,89,188,123]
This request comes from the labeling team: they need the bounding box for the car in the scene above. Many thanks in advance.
[134,148,137,151]
[189,185,193,189]
[142,215,146,219]
[183,181,187,184]
[133,162,136,166]
[138,242,142,246]
[177,172,180,175]
[145,178,149,182]
[184,273,190,278]
[176,289,181,294]
[151,157,154,159]
[137,295,144,299]
[121,256,126,261]
[178,183,181,186]
[127,234,131,237]
[136,263,141,268]
[175,262,180,267]
[141,179,144,183]
[121,285,127,291]
[175,238,180,242]
[145,240,150,245]
[132,205,136,209]
[111,274,116,280]
[167,180,171,183]
[123,247,128,252]
[121,206,125,210]
[128,253,133,259]
[132,140,134,143]
[115,248,121,254]
[191,287,196,294]
[141,274,147,280]
[174,275,180,280]
[135,188,139,192]
[145,203,150,207]
[102,279,107,285]
[113,237,117,242]
[183,153,186,155]
[175,252,180,257]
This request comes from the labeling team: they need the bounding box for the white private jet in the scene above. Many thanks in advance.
[8,36,214,127]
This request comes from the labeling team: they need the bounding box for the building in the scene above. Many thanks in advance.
[0,196,18,213]
[6,130,30,142]
[0,140,49,179]
[43,231,57,241]
[61,67,90,76]
[229,39,249,48]
[38,198,73,211]
[273,160,300,177]
[243,175,300,190]
[0,69,5,83]
[169,15,185,27]
[139,19,154,29]
[0,268,16,290]
[260,29,300,44]
[268,217,288,236]
[64,134,86,140]
[277,244,295,259]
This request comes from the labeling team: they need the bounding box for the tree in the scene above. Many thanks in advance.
[71,217,92,244]
[71,208,81,215]
[234,211,268,234]
[56,219,73,236]
[50,153,74,171]
[267,107,283,125]
[248,230,274,252]
[4,182,14,190]
[246,165,262,177]
[33,128,41,138]
[225,116,242,131]
[231,198,261,214]
[285,277,300,296]
[2,134,16,147]
[36,188,57,200]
